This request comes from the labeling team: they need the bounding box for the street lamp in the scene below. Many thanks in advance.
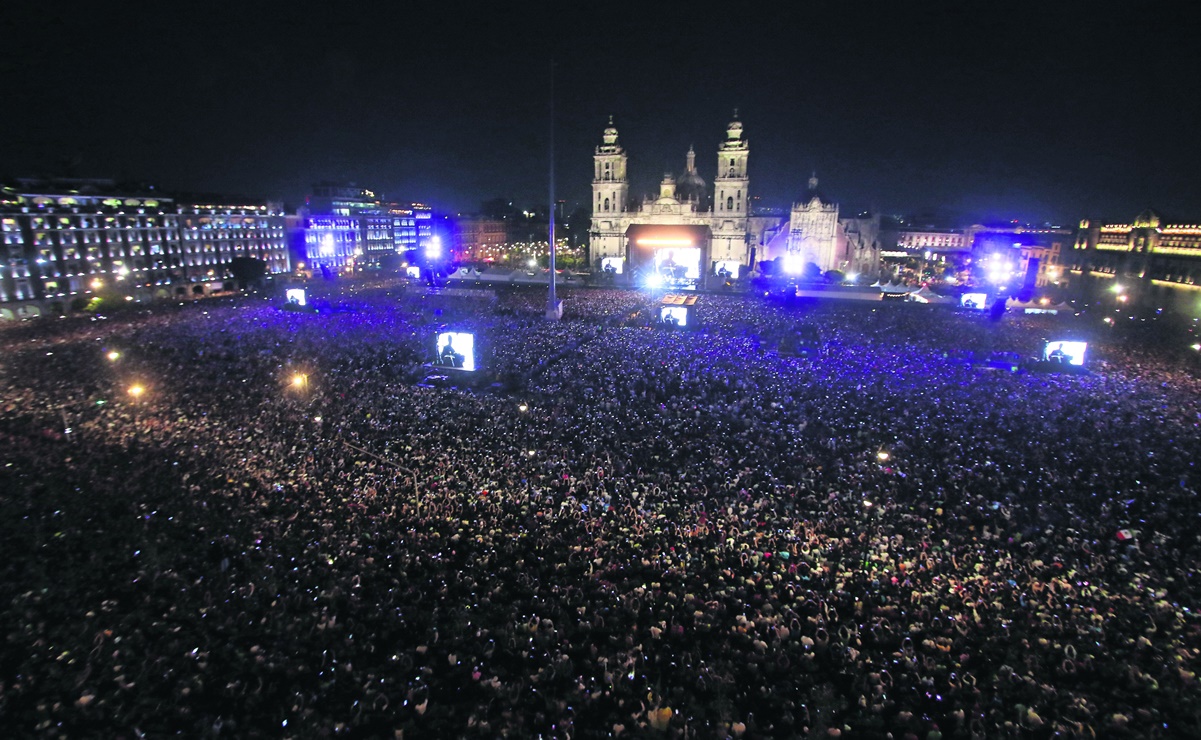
[291,373,309,392]
[128,384,145,400]
[107,351,121,362]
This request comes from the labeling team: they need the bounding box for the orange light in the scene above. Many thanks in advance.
[128,385,145,399]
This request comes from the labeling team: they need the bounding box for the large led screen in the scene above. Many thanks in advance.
[660,306,689,327]
[960,293,988,309]
[601,257,624,275]
[1044,340,1087,366]
[715,261,741,279]
[435,332,476,371]
[654,248,701,281]
[285,288,307,306]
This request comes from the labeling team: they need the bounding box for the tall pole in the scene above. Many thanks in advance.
[546,60,559,320]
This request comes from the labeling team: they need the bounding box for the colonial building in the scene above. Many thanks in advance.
[753,175,881,278]
[588,113,757,288]
[0,178,287,316]
[452,215,509,261]
[774,175,880,277]
[1069,210,1201,307]
[298,183,433,272]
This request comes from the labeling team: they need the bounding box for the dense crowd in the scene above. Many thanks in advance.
[2,282,1200,738]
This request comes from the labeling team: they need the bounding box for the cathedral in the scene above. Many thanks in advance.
[589,113,880,287]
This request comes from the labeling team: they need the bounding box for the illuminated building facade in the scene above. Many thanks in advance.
[303,216,361,275]
[587,113,883,285]
[452,216,509,261]
[299,183,435,272]
[0,179,287,315]
[896,227,977,255]
[885,223,1068,288]
[775,176,880,276]
[1070,210,1201,303]
[754,176,881,277]
[973,229,1068,289]
[588,114,757,287]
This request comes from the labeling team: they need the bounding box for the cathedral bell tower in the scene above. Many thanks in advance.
[711,110,750,265]
[592,116,628,216]
[714,110,749,216]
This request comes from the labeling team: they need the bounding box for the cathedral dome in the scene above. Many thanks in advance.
[676,146,707,205]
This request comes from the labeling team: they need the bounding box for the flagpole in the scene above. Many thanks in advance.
[546,59,560,320]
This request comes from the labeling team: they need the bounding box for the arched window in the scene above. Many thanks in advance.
[726,196,734,211]
[736,191,741,211]
[604,198,610,212]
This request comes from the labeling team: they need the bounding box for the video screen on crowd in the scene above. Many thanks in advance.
[714,260,741,279]
[1044,340,1087,366]
[285,288,307,306]
[406,266,422,279]
[600,257,624,275]
[960,292,988,309]
[654,248,701,281]
[660,306,689,327]
[435,331,476,371]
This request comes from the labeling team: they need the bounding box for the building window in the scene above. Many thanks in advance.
[727,196,734,211]
[604,198,610,212]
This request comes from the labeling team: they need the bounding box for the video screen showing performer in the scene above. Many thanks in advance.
[435,332,476,371]
[653,248,701,283]
[660,306,688,327]
[1044,340,1086,366]
[961,293,988,310]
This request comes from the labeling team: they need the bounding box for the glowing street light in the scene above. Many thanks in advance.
[518,403,529,413]
[107,351,121,361]
[877,450,890,462]
[128,384,145,399]
[90,278,104,291]
[291,373,309,391]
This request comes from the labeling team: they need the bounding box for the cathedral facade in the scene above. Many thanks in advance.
[589,113,752,289]
[765,175,881,278]
[589,113,881,286]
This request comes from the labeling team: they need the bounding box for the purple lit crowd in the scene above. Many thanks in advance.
[2,283,1200,738]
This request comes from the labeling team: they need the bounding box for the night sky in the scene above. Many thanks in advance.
[2,2,1198,224]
